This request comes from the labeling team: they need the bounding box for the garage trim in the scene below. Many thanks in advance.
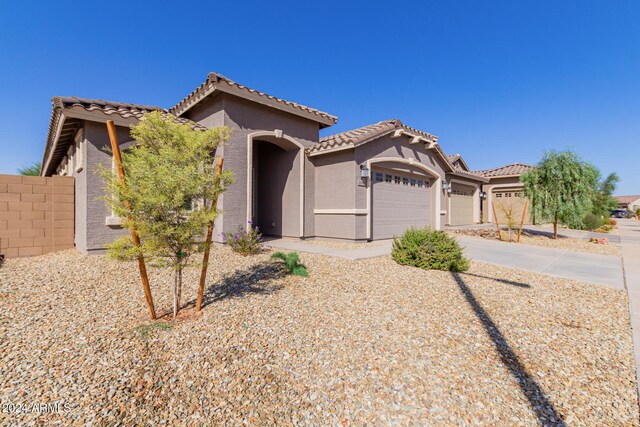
[365,157,442,239]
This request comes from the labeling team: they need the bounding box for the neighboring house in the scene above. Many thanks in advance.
[41,72,488,254]
[615,195,640,212]
[474,163,535,225]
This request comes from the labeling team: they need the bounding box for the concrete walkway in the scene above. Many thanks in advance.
[617,219,640,396]
[268,234,623,289]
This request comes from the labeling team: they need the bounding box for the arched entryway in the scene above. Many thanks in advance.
[247,131,304,237]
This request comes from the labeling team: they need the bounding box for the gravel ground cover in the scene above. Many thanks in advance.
[448,228,622,256]
[1,249,637,425]
[290,239,381,250]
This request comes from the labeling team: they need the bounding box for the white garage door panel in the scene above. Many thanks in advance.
[372,171,430,239]
[450,184,474,225]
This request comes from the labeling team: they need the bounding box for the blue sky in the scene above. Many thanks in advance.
[0,1,638,193]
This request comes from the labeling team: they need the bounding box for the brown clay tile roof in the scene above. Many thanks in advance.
[614,195,640,204]
[447,154,461,163]
[42,97,206,176]
[474,163,535,178]
[310,119,438,154]
[170,72,338,127]
[52,97,207,129]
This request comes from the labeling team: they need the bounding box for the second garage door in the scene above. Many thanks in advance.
[372,169,431,239]
[449,183,474,225]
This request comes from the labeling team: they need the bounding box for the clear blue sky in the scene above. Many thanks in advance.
[1,1,638,194]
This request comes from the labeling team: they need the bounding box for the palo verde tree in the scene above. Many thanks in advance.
[520,150,598,239]
[101,111,234,317]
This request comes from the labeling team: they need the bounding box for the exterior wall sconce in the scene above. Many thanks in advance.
[442,181,450,191]
[447,187,452,194]
[360,164,370,185]
[480,191,487,199]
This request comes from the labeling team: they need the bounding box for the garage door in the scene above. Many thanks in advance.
[372,169,431,239]
[449,183,474,225]
[492,190,531,225]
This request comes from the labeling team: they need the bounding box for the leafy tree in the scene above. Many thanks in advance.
[521,150,598,239]
[101,111,234,317]
[590,172,619,220]
[17,162,41,176]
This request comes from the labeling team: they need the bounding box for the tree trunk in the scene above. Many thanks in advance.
[173,269,178,318]
[553,211,559,240]
[177,267,183,315]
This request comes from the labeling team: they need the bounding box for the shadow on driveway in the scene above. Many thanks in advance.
[452,272,565,426]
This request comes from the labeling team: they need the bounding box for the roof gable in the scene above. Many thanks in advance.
[170,72,338,128]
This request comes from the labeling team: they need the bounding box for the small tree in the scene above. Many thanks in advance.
[521,150,598,239]
[499,202,517,242]
[17,162,41,176]
[101,112,234,317]
[590,172,619,221]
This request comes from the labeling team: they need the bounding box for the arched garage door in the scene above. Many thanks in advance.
[449,183,474,225]
[372,168,431,239]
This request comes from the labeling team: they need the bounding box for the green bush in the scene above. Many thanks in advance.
[223,222,265,256]
[392,227,470,272]
[271,251,308,277]
[582,213,602,231]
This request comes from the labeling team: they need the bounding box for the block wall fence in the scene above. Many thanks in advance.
[0,174,74,258]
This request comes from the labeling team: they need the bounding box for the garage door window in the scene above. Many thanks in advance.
[374,172,383,183]
[410,178,416,186]
[402,177,409,186]
[385,174,392,183]
[394,175,401,184]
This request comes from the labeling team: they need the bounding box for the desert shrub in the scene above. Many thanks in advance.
[582,213,605,231]
[636,208,640,218]
[224,222,264,255]
[392,227,469,272]
[595,224,614,233]
[609,219,617,226]
[271,251,308,277]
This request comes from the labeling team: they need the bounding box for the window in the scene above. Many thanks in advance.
[374,172,383,183]
[417,179,423,188]
[424,181,430,189]
[496,193,503,198]
[410,178,416,186]
[402,177,409,186]
[384,174,392,183]
[394,175,401,184]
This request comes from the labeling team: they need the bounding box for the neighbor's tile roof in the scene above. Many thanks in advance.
[614,195,640,204]
[170,72,338,127]
[311,119,438,154]
[474,163,535,178]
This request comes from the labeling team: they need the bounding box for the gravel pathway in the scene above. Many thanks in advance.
[1,249,637,425]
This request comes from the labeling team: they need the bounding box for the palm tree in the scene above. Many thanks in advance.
[17,162,41,176]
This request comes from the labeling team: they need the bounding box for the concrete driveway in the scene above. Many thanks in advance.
[269,232,624,289]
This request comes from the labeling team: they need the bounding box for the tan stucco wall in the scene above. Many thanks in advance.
[311,133,449,240]
[184,93,321,240]
[481,176,532,224]
[0,174,74,258]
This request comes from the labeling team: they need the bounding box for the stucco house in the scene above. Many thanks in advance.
[475,163,535,224]
[615,195,640,212]
[41,72,491,254]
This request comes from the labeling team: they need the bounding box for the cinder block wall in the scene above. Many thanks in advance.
[0,174,74,258]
